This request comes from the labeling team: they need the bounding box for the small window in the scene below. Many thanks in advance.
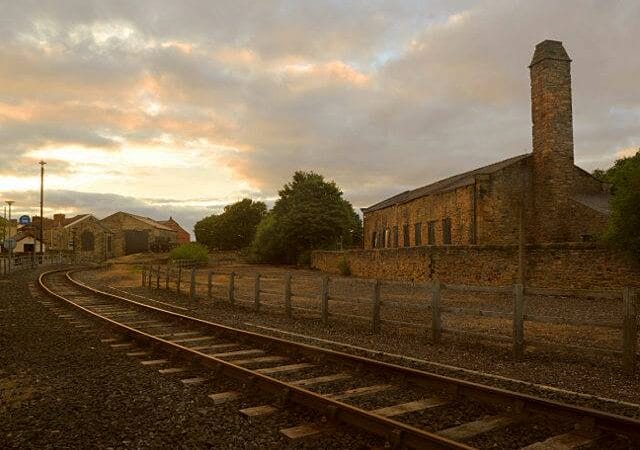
[381,229,387,248]
[385,228,391,248]
[428,221,436,245]
[393,226,399,247]
[414,223,422,246]
[442,218,452,245]
[81,230,95,251]
[403,224,410,247]
[371,231,377,248]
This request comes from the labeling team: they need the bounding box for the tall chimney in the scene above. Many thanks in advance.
[529,40,574,242]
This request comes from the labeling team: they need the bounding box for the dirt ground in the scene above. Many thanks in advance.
[98,255,632,357]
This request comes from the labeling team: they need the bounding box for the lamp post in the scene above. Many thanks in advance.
[5,200,14,269]
[39,160,46,262]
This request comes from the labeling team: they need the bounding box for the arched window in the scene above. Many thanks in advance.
[81,230,95,251]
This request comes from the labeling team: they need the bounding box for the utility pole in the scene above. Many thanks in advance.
[5,200,14,269]
[39,160,46,260]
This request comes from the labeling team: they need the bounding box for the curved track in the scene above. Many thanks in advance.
[39,268,640,449]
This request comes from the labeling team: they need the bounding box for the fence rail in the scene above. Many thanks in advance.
[142,263,638,373]
[1,252,74,275]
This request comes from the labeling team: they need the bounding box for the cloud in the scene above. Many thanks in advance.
[0,0,638,232]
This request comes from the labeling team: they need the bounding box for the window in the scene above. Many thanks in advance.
[442,218,452,245]
[81,230,95,251]
[414,223,422,246]
[381,229,387,248]
[428,221,436,245]
[385,228,391,248]
[393,226,399,247]
[371,231,377,248]
[106,234,112,252]
[402,224,410,247]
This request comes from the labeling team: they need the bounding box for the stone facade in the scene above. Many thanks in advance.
[363,40,610,249]
[312,244,640,290]
[101,212,177,257]
[48,214,114,261]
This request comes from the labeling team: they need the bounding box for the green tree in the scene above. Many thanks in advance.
[594,149,640,261]
[194,199,267,250]
[251,171,362,264]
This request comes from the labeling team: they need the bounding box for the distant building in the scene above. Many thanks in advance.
[101,212,177,256]
[47,214,114,261]
[362,40,609,249]
[158,217,190,244]
[13,231,46,254]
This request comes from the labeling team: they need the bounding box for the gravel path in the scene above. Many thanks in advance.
[0,269,381,449]
[78,265,640,418]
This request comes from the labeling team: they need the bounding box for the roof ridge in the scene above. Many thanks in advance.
[363,153,532,213]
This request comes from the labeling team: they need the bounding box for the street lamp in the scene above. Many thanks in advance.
[39,160,46,260]
[5,200,14,267]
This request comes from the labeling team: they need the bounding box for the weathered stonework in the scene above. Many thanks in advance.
[312,244,640,290]
[362,40,610,249]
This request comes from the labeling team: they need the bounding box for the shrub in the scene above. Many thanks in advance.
[337,257,351,276]
[169,243,209,264]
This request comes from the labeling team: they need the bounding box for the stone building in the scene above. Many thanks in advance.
[100,212,177,257]
[47,214,114,261]
[362,40,610,249]
[158,217,190,244]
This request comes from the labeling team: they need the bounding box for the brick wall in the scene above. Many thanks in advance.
[311,244,640,289]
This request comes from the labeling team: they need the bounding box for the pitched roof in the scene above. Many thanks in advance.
[125,212,176,231]
[572,193,611,215]
[363,153,532,213]
[158,217,189,234]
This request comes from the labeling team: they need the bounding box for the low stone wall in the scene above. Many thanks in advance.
[311,244,640,289]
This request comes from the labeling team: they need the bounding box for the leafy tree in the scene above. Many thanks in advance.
[195,199,267,250]
[0,217,7,241]
[594,149,640,261]
[250,171,362,264]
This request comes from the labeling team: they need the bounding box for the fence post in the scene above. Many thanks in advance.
[513,283,525,361]
[431,280,442,344]
[141,265,146,286]
[165,265,170,290]
[177,267,182,294]
[371,279,381,333]
[623,287,637,373]
[254,273,261,312]
[147,265,152,288]
[156,265,161,289]
[207,270,213,301]
[284,273,292,318]
[228,272,235,304]
[190,268,196,299]
[320,275,329,325]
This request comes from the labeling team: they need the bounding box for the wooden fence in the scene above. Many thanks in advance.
[1,252,73,275]
[142,264,638,373]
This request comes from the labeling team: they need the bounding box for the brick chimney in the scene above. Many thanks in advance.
[529,40,574,242]
[53,213,65,226]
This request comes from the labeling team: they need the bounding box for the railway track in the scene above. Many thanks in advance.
[39,268,640,449]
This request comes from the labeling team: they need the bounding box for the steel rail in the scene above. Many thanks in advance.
[41,268,640,446]
[39,269,469,450]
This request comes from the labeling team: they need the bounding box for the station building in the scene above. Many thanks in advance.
[362,40,610,249]
[100,211,178,256]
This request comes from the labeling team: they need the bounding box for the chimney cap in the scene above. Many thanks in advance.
[529,40,571,68]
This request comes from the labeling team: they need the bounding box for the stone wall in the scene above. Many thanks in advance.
[311,244,640,289]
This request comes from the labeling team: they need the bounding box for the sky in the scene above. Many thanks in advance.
[1,0,638,234]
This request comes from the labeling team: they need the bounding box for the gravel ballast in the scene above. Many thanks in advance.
[77,264,640,418]
[1,269,382,449]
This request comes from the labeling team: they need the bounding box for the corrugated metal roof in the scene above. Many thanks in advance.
[363,153,532,213]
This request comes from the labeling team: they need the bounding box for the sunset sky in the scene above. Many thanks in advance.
[1,1,638,233]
